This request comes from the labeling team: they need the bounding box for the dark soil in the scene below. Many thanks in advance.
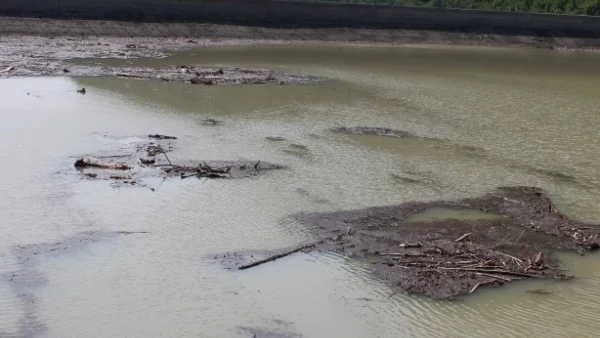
[232,186,600,300]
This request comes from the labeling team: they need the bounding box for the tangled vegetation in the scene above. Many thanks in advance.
[323,0,600,15]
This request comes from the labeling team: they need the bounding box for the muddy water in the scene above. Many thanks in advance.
[2,45,600,337]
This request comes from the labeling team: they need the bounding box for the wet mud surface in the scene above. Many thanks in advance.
[0,36,322,85]
[74,134,285,188]
[113,65,321,85]
[227,187,600,300]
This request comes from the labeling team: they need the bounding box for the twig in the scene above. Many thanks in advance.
[399,242,422,248]
[439,267,540,278]
[254,160,261,170]
[455,233,473,242]
[161,149,172,166]
[495,233,511,248]
[469,280,496,293]
[498,251,524,264]
[238,241,321,270]
[0,66,14,74]
[469,282,481,294]
[116,73,147,79]
[477,273,514,282]
[181,173,196,179]
[514,229,526,244]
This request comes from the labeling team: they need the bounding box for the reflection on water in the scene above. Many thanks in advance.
[2,44,600,337]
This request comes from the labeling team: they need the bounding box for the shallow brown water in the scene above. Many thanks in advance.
[2,44,600,337]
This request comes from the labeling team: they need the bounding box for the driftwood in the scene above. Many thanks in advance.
[0,66,14,74]
[238,241,320,270]
[148,134,177,140]
[116,73,148,79]
[469,280,497,294]
[74,158,130,170]
[455,233,473,242]
[399,242,423,248]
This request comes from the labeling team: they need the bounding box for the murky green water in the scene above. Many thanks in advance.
[2,44,600,337]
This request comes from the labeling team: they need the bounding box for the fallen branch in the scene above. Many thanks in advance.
[160,149,172,166]
[469,280,496,293]
[477,273,514,282]
[116,73,148,79]
[238,241,320,270]
[439,267,541,278]
[148,134,177,140]
[0,66,14,74]
[399,242,422,248]
[74,158,130,170]
[181,173,196,179]
[455,233,473,242]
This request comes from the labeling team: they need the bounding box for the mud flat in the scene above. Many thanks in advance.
[0,35,323,85]
[231,187,600,300]
[73,134,285,187]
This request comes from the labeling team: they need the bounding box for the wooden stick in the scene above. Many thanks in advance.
[238,241,320,270]
[455,233,473,242]
[116,73,147,79]
[0,66,14,74]
[469,280,496,293]
[469,282,481,294]
[477,273,514,282]
[514,229,526,244]
[161,149,172,166]
[498,251,524,264]
[439,267,541,278]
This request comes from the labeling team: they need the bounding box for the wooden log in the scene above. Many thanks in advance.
[74,158,130,170]
[0,66,14,74]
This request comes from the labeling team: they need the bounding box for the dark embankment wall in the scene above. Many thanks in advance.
[1,0,599,37]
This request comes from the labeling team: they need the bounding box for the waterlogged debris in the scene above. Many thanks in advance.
[277,186,600,300]
[527,289,553,295]
[113,66,322,85]
[333,126,411,137]
[201,118,223,126]
[148,134,177,140]
[265,136,286,142]
[74,134,285,187]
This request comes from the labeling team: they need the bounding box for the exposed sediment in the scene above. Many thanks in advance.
[231,186,600,300]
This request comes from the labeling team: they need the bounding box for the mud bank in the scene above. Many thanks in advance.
[0,35,322,84]
[230,187,600,300]
[1,17,600,52]
[74,134,285,187]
